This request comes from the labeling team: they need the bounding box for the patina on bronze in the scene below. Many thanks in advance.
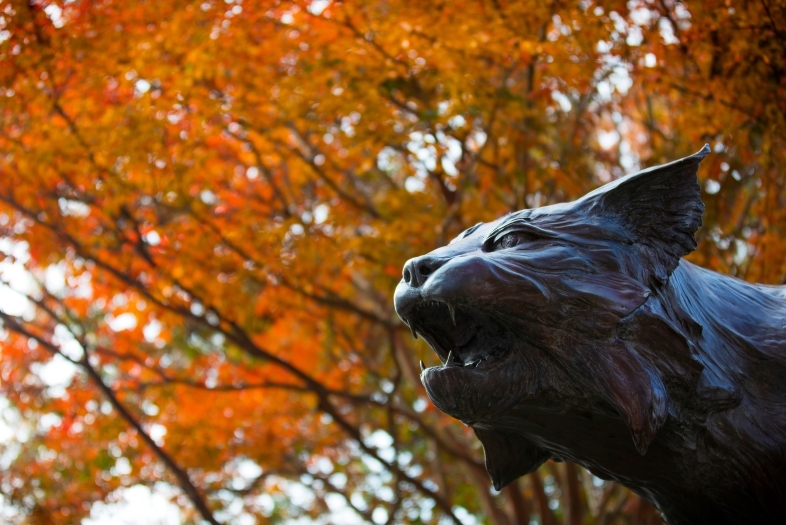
[394,145,786,525]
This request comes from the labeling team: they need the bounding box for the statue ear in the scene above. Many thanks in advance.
[580,145,709,283]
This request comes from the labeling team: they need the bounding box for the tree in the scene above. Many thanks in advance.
[0,0,782,523]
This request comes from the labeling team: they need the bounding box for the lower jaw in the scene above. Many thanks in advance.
[420,350,527,424]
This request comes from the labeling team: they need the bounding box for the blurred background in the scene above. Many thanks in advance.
[0,0,784,523]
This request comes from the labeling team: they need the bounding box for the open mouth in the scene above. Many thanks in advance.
[405,300,512,371]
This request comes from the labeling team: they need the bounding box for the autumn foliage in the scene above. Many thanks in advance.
[0,0,784,523]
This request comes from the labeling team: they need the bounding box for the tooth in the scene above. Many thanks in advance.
[410,323,418,340]
[420,360,426,372]
[447,303,456,325]
[446,350,454,366]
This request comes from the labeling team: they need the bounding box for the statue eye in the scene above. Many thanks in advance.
[495,233,520,249]
[492,231,539,251]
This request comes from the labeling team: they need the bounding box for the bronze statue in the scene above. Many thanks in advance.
[394,146,786,524]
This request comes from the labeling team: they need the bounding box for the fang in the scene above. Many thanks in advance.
[447,303,456,325]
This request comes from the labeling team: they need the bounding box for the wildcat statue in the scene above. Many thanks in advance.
[393,146,786,524]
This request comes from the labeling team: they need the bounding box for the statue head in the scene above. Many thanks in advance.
[393,146,710,489]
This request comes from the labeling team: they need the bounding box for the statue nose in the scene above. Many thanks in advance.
[402,255,445,288]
